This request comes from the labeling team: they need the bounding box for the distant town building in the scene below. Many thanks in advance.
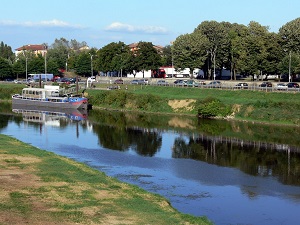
[15,44,47,57]
[128,42,163,55]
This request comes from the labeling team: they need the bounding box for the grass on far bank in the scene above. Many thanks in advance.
[87,85,300,125]
[2,82,300,125]
[0,134,211,225]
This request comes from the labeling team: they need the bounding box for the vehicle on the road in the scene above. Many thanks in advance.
[235,82,248,89]
[276,83,288,90]
[186,80,199,87]
[130,79,139,85]
[174,80,187,86]
[157,80,169,86]
[198,81,206,85]
[138,79,149,85]
[114,79,124,84]
[207,81,222,88]
[287,82,299,88]
[259,82,272,87]
[59,77,71,84]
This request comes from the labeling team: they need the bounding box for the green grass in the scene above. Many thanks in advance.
[87,85,300,125]
[0,134,211,225]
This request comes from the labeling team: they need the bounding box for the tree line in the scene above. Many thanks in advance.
[1,18,300,80]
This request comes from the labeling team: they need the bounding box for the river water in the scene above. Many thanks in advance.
[1,103,300,225]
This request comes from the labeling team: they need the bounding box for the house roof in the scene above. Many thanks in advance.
[128,42,163,52]
[15,44,46,51]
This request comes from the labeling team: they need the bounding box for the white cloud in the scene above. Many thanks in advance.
[0,19,84,29]
[105,22,168,34]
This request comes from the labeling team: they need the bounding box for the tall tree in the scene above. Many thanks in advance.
[0,42,14,62]
[161,45,172,66]
[95,42,127,75]
[172,32,209,78]
[194,21,228,79]
[279,17,300,52]
[48,38,70,70]
[0,57,13,79]
[75,52,91,76]
[134,41,162,78]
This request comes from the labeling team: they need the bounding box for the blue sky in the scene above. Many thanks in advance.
[1,0,299,51]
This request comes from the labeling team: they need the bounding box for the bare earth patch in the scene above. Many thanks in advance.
[168,99,196,112]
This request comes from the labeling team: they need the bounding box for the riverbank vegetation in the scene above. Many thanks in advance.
[2,83,300,126]
[86,85,300,125]
[0,134,211,225]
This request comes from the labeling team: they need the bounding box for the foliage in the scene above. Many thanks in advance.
[87,89,171,113]
[197,97,232,118]
[135,42,162,74]
[172,32,208,77]
[279,17,300,52]
[0,57,13,79]
[95,42,129,75]
[161,45,172,66]
[74,52,91,76]
[0,41,14,62]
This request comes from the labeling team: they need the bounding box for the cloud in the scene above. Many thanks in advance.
[105,22,168,35]
[0,19,84,29]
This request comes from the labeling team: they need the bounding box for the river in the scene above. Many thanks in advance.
[1,103,300,225]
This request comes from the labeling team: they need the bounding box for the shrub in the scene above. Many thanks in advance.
[198,97,231,118]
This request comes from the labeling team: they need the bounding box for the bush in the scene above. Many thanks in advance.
[198,97,231,118]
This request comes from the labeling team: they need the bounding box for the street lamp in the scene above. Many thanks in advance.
[89,53,93,77]
[213,52,216,81]
[22,51,28,81]
[25,57,28,82]
[288,50,292,82]
[44,44,47,75]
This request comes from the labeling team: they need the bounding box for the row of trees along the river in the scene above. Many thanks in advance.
[1,18,300,80]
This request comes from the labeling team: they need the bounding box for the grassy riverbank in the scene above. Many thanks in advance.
[0,134,211,225]
[87,85,300,126]
[2,82,300,125]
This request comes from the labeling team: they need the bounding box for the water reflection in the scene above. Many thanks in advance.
[87,109,300,186]
[2,103,300,224]
[12,104,87,125]
[3,103,300,187]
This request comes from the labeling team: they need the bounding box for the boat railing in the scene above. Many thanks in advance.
[61,86,77,95]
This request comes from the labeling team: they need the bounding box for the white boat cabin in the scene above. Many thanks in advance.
[22,85,61,100]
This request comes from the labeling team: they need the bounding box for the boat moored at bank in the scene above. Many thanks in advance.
[12,85,88,110]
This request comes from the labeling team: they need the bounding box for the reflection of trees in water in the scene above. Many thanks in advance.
[0,114,10,130]
[172,135,300,186]
[93,124,162,156]
[127,128,162,156]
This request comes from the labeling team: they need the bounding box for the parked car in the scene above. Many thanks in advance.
[259,82,272,87]
[138,79,149,85]
[186,80,199,87]
[235,82,248,89]
[130,79,139,85]
[276,83,288,90]
[174,80,187,86]
[157,80,169,86]
[207,81,221,88]
[174,79,183,84]
[69,77,80,83]
[287,82,299,88]
[198,81,206,85]
[59,77,71,84]
[114,79,124,84]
